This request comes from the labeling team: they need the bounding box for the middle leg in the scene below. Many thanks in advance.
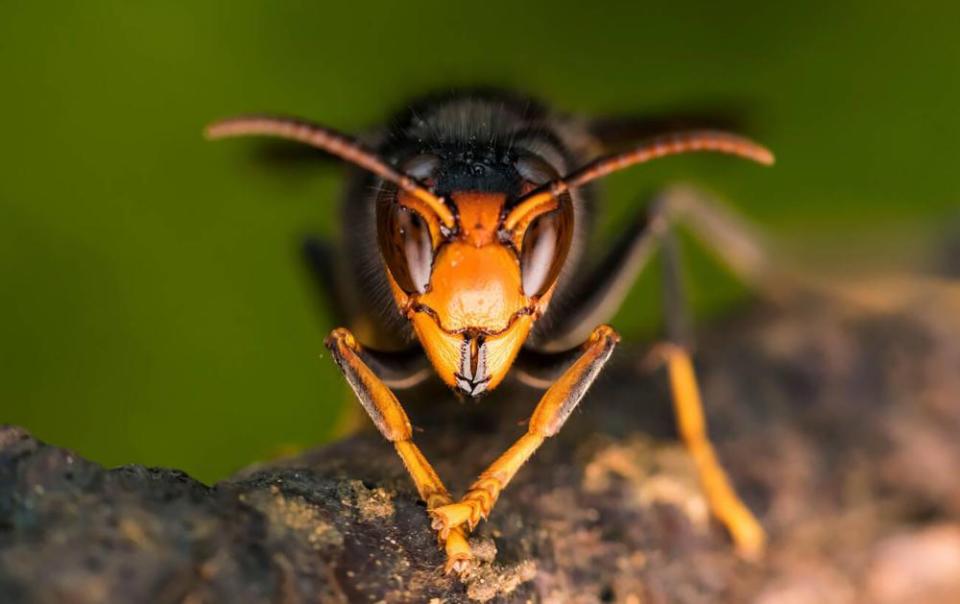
[538,184,776,351]
[654,228,765,557]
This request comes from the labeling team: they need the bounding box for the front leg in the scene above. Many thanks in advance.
[430,325,620,536]
[324,328,472,572]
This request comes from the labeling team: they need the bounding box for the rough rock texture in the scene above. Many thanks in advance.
[2,281,960,603]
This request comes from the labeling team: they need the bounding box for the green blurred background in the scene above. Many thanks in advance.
[2,2,957,483]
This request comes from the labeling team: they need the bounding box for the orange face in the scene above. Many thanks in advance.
[378,189,573,396]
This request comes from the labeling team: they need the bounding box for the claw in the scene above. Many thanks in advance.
[443,527,474,575]
[727,503,766,561]
[444,553,474,575]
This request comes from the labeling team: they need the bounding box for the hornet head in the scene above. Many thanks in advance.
[205,115,774,397]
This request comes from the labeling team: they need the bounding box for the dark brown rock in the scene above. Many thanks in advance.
[2,281,959,603]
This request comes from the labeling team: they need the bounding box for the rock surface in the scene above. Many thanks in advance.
[2,281,960,603]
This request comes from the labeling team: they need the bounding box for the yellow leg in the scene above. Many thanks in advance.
[393,441,471,572]
[325,328,472,573]
[660,343,766,559]
[430,325,620,537]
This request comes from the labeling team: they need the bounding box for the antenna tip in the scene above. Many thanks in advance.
[203,120,227,141]
[758,147,776,166]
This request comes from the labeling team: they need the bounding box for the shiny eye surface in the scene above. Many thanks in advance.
[401,154,440,181]
[515,154,559,186]
[377,203,434,294]
[520,202,573,297]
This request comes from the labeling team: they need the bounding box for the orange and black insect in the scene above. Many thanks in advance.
[206,91,774,573]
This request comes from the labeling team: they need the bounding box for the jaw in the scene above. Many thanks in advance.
[410,310,534,396]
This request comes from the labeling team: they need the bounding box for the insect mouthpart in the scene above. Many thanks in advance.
[455,334,491,397]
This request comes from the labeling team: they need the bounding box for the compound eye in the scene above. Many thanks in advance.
[520,203,573,297]
[515,154,560,186]
[401,154,440,181]
[377,204,434,294]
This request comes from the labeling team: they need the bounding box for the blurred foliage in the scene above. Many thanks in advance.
[1,1,957,482]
